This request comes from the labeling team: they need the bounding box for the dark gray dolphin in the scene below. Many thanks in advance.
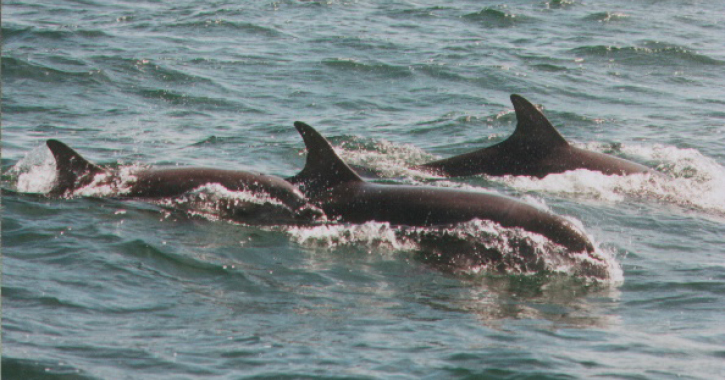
[45,139,318,224]
[418,94,651,178]
[289,121,595,253]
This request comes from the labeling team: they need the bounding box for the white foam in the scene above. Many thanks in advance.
[158,183,288,208]
[71,166,141,197]
[286,219,621,284]
[499,143,725,215]
[287,221,417,252]
[151,183,307,224]
[10,144,58,194]
[8,143,143,197]
[337,138,440,180]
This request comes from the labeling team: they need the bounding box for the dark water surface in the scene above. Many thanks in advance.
[3,0,725,379]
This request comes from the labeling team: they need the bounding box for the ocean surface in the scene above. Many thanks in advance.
[3,0,725,379]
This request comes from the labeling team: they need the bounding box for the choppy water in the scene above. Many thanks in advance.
[3,0,725,379]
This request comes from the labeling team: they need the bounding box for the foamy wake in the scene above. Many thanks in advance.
[500,143,725,215]
[152,183,301,223]
[287,220,622,284]
[338,138,440,180]
[338,139,725,216]
[10,143,58,194]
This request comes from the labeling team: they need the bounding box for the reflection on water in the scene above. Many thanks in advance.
[458,275,621,329]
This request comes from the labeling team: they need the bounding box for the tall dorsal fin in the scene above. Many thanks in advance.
[509,94,568,147]
[288,121,363,195]
[46,139,105,196]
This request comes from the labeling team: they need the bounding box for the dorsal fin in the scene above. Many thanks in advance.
[509,94,568,147]
[46,139,105,196]
[288,121,363,195]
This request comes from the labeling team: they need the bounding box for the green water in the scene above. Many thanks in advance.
[3,0,725,378]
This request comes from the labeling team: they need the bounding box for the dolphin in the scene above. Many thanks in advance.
[288,121,595,253]
[45,139,319,224]
[418,94,652,178]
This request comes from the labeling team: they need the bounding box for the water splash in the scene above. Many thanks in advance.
[9,143,58,194]
[288,221,417,252]
[152,183,310,225]
[70,166,141,198]
[287,220,621,284]
[7,142,142,197]
[337,137,438,180]
[500,143,725,215]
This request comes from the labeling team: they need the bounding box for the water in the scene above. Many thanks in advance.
[3,0,725,378]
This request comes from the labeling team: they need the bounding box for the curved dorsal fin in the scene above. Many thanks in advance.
[46,139,105,196]
[509,94,568,147]
[289,121,363,194]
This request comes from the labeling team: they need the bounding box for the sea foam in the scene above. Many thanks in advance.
[287,219,621,284]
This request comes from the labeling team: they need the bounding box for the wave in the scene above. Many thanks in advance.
[583,12,630,23]
[462,7,533,28]
[545,0,578,9]
[384,6,455,20]
[310,34,402,53]
[135,88,240,110]
[413,63,470,83]
[89,55,216,86]
[1,357,95,380]
[2,56,109,85]
[2,24,110,43]
[529,63,569,72]
[322,58,413,79]
[112,238,241,279]
[162,20,283,38]
[570,42,725,67]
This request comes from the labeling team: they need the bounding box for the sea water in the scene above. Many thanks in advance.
[3,0,725,379]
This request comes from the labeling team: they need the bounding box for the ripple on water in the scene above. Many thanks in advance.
[462,7,535,28]
[570,41,725,67]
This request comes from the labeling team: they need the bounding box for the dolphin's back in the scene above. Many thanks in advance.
[321,182,593,253]
[419,95,651,178]
[128,168,306,208]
